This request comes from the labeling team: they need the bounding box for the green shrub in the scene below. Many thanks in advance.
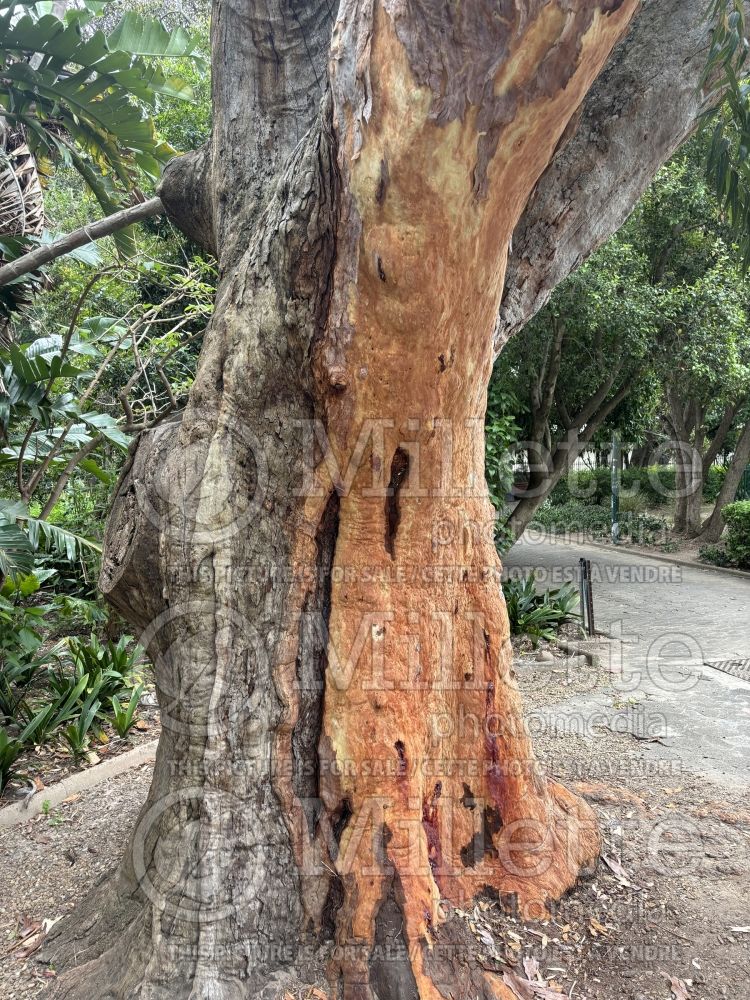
[549,469,609,506]
[622,512,669,545]
[502,577,581,643]
[0,594,50,723]
[0,727,25,793]
[699,544,735,568]
[49,634,143,710]
[531,500,610,536]
[50,595,108,632]
[550,465,727,509]
[20,675,90,747]
[626,466,677,506]
[110,683,145,739]
[0,676,90,791]
[60,689,102,762]
[704,465,728,502]
[531,498,668,545]
[617,493,647,515]
[722,500,750,569]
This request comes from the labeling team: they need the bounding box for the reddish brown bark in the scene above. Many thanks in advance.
[279,3,638,995]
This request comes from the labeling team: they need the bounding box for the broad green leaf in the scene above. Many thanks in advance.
[80,412,129,448]
[0,522,35,579]
[108,12,197,59]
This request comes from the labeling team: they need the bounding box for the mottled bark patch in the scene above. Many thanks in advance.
[380,0,624,195]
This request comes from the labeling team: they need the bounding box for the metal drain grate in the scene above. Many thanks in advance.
[704,658,750,683]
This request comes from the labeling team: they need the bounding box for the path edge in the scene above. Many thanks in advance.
[0,739,159,831]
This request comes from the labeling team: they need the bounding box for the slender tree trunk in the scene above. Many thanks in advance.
[630,435,658,468]
[673,452,704,536]
[669,395,705,538]
[43,3,642,998]
[699,418,750,542]
[684,437,705,538]
[508,376,634,540]
[508,432,589,541]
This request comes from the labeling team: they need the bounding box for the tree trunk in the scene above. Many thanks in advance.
[668,395,705,538]
[42,2,650,998]
[684,437,704,538]
[699,418,750,542]
[508,431,589,541]
[673,451,704,537]
[630,433,659,469]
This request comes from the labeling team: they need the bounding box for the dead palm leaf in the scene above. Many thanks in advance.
[0,140,45,237]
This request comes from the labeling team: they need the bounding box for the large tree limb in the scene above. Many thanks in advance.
[703,399,744,474]
[157,148,216,256]
[497,0,725,349]
[700,416,750,540]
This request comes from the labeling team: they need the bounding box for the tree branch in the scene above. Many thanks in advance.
[703,399,743,473]
[569,359,623,430]
[539,319,566,427]
[0,198,164,288]
[40,436,103,520]
[157,149,216,256]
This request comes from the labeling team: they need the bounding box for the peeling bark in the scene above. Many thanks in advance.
[313,9,637,991]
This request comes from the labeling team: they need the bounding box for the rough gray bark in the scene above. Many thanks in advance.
[44,104,339,1000]
[158,150,214,254]
[211,0,336,261]
[497,0,721,351]
[158,1,336,263]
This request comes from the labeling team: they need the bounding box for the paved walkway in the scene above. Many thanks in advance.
[504,535,750,790]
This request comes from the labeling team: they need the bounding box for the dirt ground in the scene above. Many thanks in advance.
[0,763,153,998]
[1,650,748,1000]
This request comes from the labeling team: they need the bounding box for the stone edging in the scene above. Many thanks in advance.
[579,536,750,581]
[0,739,159,831]
[554,637,603,667]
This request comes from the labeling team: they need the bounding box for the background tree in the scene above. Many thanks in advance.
[0,0,201,326]
[492,132,750,542]
[495,237,659,538]
[0,5,213,591]
[635,136,750,536]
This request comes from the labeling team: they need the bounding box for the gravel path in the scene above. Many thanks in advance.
[0,763,153,999]
[505,534,750,791]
